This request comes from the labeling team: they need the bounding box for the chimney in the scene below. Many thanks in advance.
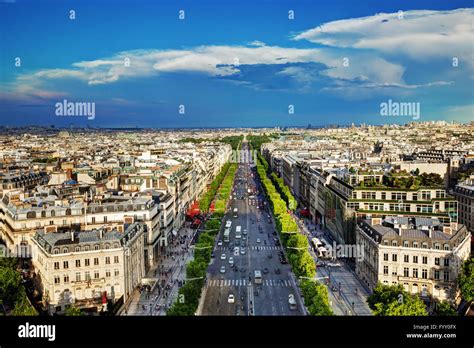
[428,226,433,238]
[66,169,72,180]
[450,222,458,232]
[99,228,103,239]
[71,231,75,242]
[443,226,453,235]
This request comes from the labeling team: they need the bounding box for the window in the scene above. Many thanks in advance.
[63,261,68,269]
[434,243,440,250]
[413,242,418,248]
[54,262,60,270]
[64,275,69,283]
[94,245,100,251]
[435,258,440,266]
[413,256,418,264]
[422,243,428,249]
[85,259,90,267]
[434,270,440,280]
[443,271,450,282]
[383,266,389,275]
[412,268,418,278]
[62,247,69,253]
[94,271,100,279]
[53,249,59,255]
[75,246,80,252]
[54,276,60,284]
[114,269,119,276]
[422,269,428,279]
[444,244,450,251]
[105,257,111,265]
[392,254,397,262]
[76,272,81,282]
[404,255,409,263]
[76,260,81,267]
[422,256,428,265]
[106,270,111,278]
[403,241,409,247]
[391,240,397,247]
[92,217,96,224]
[114,256,119,263]
[384,253,389,261]
[94,258,99,266]
[404,267,409,277]
[392,267,398,276]
[444,258,450,267]
[85,271,91,281]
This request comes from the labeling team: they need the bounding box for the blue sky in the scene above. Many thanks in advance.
[0,0,473,127]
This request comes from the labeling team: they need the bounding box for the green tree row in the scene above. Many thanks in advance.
[252,146,334,315]
[167,164,238,315]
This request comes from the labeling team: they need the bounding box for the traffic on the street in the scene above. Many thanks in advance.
[200,141,305,315]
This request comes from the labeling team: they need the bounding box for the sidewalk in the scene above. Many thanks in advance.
[123,227,195,316]
[294,212,372,316]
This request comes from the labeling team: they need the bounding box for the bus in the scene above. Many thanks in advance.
[233,208,238,218]
[317,246,329,259]
[223,228,231,242]
[235,226,242,239]
[311,238,323,252]
[254,270,262,284]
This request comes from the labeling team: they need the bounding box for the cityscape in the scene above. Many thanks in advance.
[0,0,473,346]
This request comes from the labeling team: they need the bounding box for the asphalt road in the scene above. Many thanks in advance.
[200,142,305,316]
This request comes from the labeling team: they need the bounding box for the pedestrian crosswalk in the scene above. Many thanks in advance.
[215,245,281,252]
[207,278,292,287]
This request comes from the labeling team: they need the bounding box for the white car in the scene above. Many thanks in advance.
[240,247,246,255]
[221,253,227,260]
[228,294,235,303]
[217,240,223,246]
[243,229,247,235]
[220,266,226,273]
[256,238,261,243]
[228,257,234,265]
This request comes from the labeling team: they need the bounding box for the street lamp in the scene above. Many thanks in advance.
[190,245,214,250]
[287,246,308,251]
[299,276,329,282]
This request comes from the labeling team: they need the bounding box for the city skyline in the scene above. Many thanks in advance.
[1,0,473,127]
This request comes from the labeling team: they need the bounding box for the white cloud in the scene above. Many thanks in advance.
[293,8,474,64]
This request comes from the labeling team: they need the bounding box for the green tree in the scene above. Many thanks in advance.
[367,283,427,316]
[64,305,84,316]
[10,295,37,316]
[300,280,333,316]
[0,266,22,306]
[458,258,474,302]
[434,301,457,316]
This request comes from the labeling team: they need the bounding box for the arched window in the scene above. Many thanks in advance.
[27,211,36,219]
[62,247,69,253]
[75,246,81,252]
[53,248,60,255]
